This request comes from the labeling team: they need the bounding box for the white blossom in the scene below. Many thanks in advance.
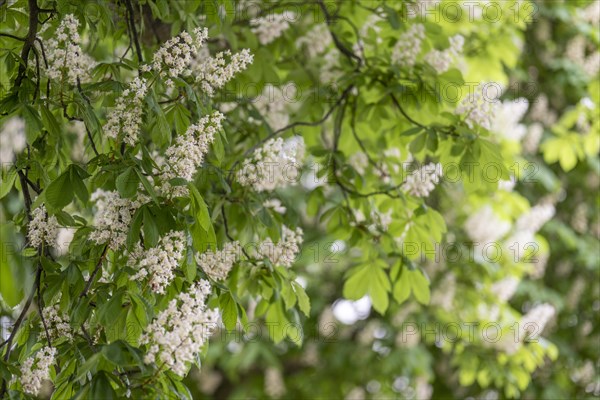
[28,205,59,249]
[320,49,343,84]
[19,346,56,397]
[264,367,286,399]
[44,15,94,85]
[528,94,556,127]
[523,123,544,154]
[129,231,186,293]
[465,205,511,245]
[42,305,73,342]
[103,77,148,146]
[401,163,442,197]
[454,84,497,130]
[152,27,209,84]
[140,280,219,376]
[89,190,144,250]
[391,24,425,69]
[263,199,286,214]
[160,111,225,197]
[196,241,241,281]
[515,203,555,235]
[490,98,529,141]
[237,136,305,192]
[250,12,295,45]
[490,276,520,302]
[431,273,456,310]
[520,303,555,339]
[193,48,253,97]
[55,227,75,256]
[253,84,297,131]
[295,24,331,58]
[258,225,303,268]
[0,117,27,164]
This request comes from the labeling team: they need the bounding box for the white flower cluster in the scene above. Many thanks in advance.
[490,98,529,141]
[258,225,303,268]
[237,136,305,192]
[44,14,93,85]
[253,83,296,131]
[89,190,144,250]
[19,346,56,396]
[295,24,331,58]
[424,34,464,74]
[515,203,555,235]
[250,12,295,45]
[320,49,343,84]
[28,205,59,249]
[193,48,253,97]
[151,27,209,86]
[103,77,148,146]
[140,280,219,376]
[161,111,225,196]
[520,303,556,339]
[0,116,26,164]
[264,367,286,399]
[401,163,442,198]
[490,276,520,302]
[391,24,425,69]
[454,84,497,130]
[523,123,544,154]
[129,231,186,293]
[464,205,511,244]
[42,304,73,342]
[528,94,557,127]
[196,241,241,281]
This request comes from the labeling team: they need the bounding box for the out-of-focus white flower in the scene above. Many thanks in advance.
[0,117,27,164]
[490,98,529,141]
[251,12,295,45]
[455,84,497,130]
[424,34,464,74]
[490,276,520,302]
[263,199,286,214]
[401,163,442,197]
[264,367,286,399]
[296,24,331,58]
[391,24,425,69]
[19,347,56,396]
[523,122,544,154]
[520,303,555,339]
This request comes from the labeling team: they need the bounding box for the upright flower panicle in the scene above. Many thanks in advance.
[401,163,442,198]
[490,98,529,141]
[161,111,225,196]
[152,27,209,85]
[424,34,464,73]
[258,225,303,268]
[391,24,425,69]
[140,280,219,376]
[520,303,556,339]
[28,205,59,249]
[42,305,73,342]
[193,48,253,97]
[253,84,296,131]
[103,77,148,146]
[89,190,145,250]
[44,14,94,85]
[129,231,186,293]
[19,347,56,397]
[237,137,305,192]
[0,116,26,164]
[196,241,241,281]
[295,24,331,58]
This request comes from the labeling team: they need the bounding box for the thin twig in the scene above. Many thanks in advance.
[79,245,109,298]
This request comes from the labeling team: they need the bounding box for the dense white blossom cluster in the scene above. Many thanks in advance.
[44,14,93,85]
[490,98,529,141]
[89,190,144,250]
[295,24,331,58]
[129,231,186,293]
[250,12,295,45]
[140,280,219,376]
[515,203,556,235]
[19,346,56,396]
[42,304,73,342]
[196,241,241,281]
[0,116,26,164]
[520,303,556,339]
[264,367,286,399]
[258,225,303,268]
[454,84,497,130]
[160,112,225,196]
[523,123,544,154]
[151,27,209,86]
[103,77,148,146]
[237,136,305,192]
[320,49,343,84]
[28,205,59,249]
[424,34,464,73]
[391,24,425,69]
[401,163,442,197]
[193,48,253,97]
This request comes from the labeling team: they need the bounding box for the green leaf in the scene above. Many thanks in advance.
[293,282,311,317]
[219,292,238,330]
[408,269,430,305]
[0,167,17,199]
[116,167,139,198]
